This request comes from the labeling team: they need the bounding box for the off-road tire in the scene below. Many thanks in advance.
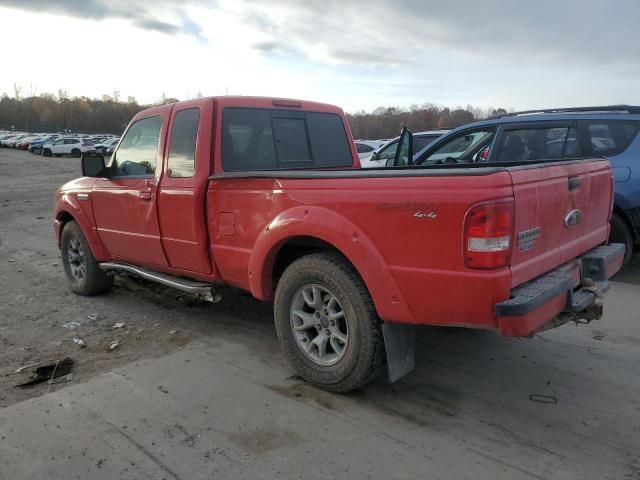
[274,252,385,393]
[61,221,113,295]
[610,212,634,265]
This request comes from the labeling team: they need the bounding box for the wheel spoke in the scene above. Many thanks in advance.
[302,286,323,310]
[330,336,345,355]
[292,310,316,331]
[331,330,347,344]
[311,333,329,359]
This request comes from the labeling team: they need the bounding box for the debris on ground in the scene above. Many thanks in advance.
[14,357,74,388]
[113,322,125,329]
[73,338,86,349]
[529,394,557,404]
[158,385,169,394]
[62,321,81,330]
[169,330,177,335]
[87,313,104,321]
[109,341,120,351]
[14,362,41,374]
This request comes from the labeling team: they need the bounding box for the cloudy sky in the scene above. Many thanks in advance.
[0,0,638,112]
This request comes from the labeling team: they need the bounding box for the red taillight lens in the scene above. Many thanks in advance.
[464,200,513,269]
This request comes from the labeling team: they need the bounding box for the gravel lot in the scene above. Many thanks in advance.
[0,148,639,479]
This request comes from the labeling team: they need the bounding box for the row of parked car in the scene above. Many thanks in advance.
[0,131,120,156]
[357,106,640,263]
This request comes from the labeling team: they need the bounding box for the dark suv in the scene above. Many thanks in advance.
[396,106,640,264]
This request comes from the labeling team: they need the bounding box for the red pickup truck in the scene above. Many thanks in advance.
[54,96,624,392]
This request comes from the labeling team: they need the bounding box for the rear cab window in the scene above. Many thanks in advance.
[167,108,200,178]
[221,108,352,171]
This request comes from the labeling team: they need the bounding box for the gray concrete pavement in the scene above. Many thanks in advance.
[1,280,639,480]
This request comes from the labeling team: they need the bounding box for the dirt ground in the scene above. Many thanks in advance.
[0,148,281,407]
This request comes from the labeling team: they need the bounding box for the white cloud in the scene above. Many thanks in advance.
[0,1,639,112]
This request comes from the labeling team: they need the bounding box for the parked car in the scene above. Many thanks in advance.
[94,137,120,155]
[29,134,61,154]
[393,106,640,264]
[3,133,31,148]
[54,96,622,393]
[43,137,96,157]
[362,130,449,167]
[354,140,385,161]
[16,135,42,150]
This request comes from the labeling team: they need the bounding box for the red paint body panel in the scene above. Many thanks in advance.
[53,96,619,338]
[157,98,216,275]
[508,160,612,286]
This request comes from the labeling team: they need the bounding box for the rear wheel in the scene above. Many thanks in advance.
[71,148,81,157]
[610,212,634,265]
[274,252,385,393]
[61,221,113,295]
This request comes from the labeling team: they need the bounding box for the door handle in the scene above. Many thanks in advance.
[140,177,156,201]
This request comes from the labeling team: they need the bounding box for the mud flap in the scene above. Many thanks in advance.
[382,322,415,383]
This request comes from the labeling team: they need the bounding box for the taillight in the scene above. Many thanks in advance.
[464,200,513,269]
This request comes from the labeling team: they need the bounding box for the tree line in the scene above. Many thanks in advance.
[0,87,507,138]
[346,104,508,140]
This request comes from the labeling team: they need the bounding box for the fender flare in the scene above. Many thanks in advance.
[56,193,111,261]
[247,206,413,323]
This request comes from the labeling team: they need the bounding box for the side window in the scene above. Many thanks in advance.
[376,141,398,161]
[420,129,495,164]
[110,115,162,177]
[222,108,352,171]
[356,143,374,153]
[497,126,576,162]
[414,135,440,152]
[167,108,199,178]
[581,120,640,157]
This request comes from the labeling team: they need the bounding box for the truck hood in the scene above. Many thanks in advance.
[58,177,98,193]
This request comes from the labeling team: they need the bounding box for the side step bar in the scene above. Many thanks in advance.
[100,262,221,303]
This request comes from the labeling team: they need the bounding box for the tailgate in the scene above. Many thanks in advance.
[508,160,613,287]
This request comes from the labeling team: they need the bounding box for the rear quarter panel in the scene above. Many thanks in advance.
[208,172,514,328]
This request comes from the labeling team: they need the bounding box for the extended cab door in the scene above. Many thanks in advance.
[495,122,613,286]
[157,99,214,274]
[91,106,171,267]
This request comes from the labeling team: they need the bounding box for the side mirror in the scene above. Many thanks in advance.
[81,153,108,178]
[393,126,413,167]
[371,151,379,161]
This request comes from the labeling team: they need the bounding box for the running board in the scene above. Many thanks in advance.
[99,262,221,303]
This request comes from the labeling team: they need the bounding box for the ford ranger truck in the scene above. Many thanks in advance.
[54,97,625,393]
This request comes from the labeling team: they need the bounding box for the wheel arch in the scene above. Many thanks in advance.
[248,206,413,323]
[55,201,110,261]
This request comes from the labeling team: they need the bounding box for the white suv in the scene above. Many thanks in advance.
[42,137,97,157]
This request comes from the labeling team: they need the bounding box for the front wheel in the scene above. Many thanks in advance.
[274,252,385,393]
[61,221,113,295]
[610,212,635,265]
[43,148,52,157]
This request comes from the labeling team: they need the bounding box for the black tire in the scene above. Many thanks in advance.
[71,148,81,157]
[43,148,52,157]
[54,154,62,157]
[274,252,385,393]
[61,221,113,296]
[610,212,634,265]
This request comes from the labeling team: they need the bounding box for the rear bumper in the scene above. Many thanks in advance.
[495,244,625,336]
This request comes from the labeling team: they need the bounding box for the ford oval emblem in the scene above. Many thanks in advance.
[564,209,582,228]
